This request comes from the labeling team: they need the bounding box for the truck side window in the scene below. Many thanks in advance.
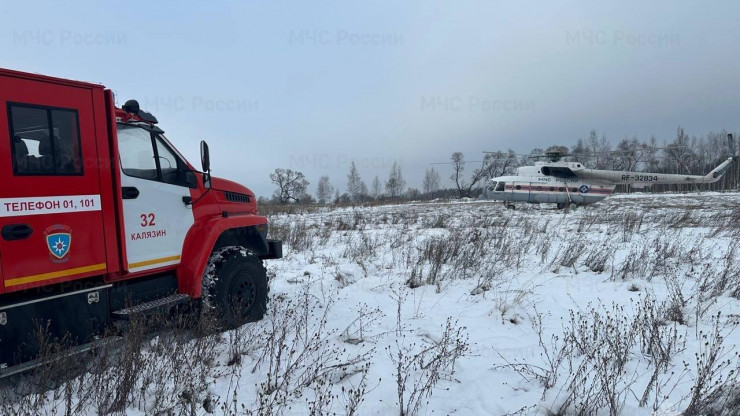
[155,138,179,183]
[8,104,83,175]
[118,124,194,188]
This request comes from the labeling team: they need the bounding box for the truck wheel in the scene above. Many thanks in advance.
[204,247,269,328]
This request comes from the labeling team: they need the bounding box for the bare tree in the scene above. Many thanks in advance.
[450,152,466,198]
[346,161,366,202]
[270,168,309,204]
[644,135,660,172]
[583,130,612,169]
[665,126,694,175]
[614,137,645,171]
[359,181,369,201]
[572,138,588,159]
[371,175,382,200]
[481,150,518,179]
[449,152,486,198]
[385,162,406,198]
[423,168,441,196]
[316,176,334,205]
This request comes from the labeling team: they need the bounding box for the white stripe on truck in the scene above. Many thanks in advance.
[0,195,101,217]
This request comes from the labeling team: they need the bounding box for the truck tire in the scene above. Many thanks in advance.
[204,247,269,328]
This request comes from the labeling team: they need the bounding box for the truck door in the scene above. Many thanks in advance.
[116,124,196,273]
[0,78,107,292]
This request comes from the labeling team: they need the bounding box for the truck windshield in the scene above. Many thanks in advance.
[118,125,158,180]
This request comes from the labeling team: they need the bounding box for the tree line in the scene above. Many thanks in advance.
[265,161,413,205]
[264,127,739,205]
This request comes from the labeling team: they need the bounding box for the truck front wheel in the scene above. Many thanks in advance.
[204,247,269,328]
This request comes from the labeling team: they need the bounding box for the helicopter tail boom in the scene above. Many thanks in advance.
[703,157,734,182]
[575,157,734,185]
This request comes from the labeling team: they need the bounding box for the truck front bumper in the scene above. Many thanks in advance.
[259,239,283,260]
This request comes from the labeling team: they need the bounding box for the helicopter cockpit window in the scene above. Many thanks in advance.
[495,181,506,192]
[487,181,496,191]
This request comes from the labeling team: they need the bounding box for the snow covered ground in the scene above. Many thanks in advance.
[2,192,740,415]
[261,193,740,415]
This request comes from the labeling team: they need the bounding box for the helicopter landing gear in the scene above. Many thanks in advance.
[558,202,578,211]
[504,202,516,210]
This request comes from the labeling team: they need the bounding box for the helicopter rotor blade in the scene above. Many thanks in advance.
[430,160,488,165]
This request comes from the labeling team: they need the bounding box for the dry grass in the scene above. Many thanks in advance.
[3,194,740,415]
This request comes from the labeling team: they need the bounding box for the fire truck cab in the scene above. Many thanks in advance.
[0,68,282,373]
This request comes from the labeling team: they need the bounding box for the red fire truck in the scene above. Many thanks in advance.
[0,68,282,373]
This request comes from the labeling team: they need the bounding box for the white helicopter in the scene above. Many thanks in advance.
[482,134,737,209]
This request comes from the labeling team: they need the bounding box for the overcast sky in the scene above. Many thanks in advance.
[3,1,739,197]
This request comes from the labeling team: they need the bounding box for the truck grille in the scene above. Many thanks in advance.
[223,191,251,203]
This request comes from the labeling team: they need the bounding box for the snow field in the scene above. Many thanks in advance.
[2,192,739,416]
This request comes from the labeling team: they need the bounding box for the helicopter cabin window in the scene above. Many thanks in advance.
[549,186,555,191]
[558,187,565,192]
[515,185,521,190]
[494,181,506,192]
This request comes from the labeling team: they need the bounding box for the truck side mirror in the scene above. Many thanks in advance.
[200,140,210,172]
[200,140,212,188]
